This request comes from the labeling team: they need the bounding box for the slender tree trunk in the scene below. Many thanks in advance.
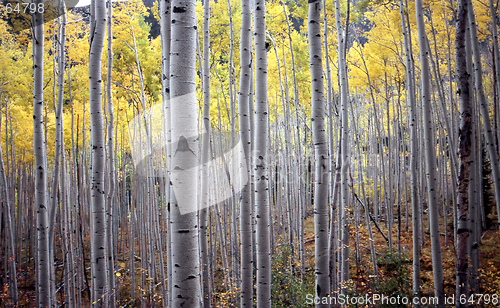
[48,7,68,304]
[455,0,472,304]
[106,0,116,305]
[226,1,240,288]
[442,17,460,244]
[330,135,341,298]
[335,0,351,295]
[415,0,444,305]
[239,0,253,305]
[322,0,339,295]
[32,3,51,306]
[200,0,211,306]
[308,1,330,306]
[468,111,479,294]
[170,0,201,306]
[254,0,271,306]
[159,0,172,306]
[89,0,108,305]
[398,0,421,301]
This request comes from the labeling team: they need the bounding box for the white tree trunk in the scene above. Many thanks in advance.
[49,7,67,303]
[106,0,116,305]
[89,0,108,305]
[254,0,271,306]
[159,0,172,306]
[170,0,201,306]
[309,1,330,306]
[416,0,444,305]
[238,0,253,305]
[455,0,472,304]
[32,3,51,306]
[200,0,211,306]
[334,0,350,295]
[398,0,421,302]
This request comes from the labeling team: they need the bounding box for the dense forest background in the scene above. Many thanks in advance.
[1,0,500,306]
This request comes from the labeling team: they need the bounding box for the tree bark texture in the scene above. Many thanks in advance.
[238,0,253,306]
[455,0,472,304]
[170,0,201,306]
[254,0,271,306]
[416,0,445,305]
[309,1,330,306]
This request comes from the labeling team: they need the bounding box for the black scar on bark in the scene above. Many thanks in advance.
[173,6,187,13]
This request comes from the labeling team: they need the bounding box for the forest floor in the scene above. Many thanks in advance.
[4,209,500,307]
[302,211,500,307]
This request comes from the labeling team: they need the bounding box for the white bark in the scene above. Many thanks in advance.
[32,3,51,306]
[398,0,421,301]
[456,0,472,304]
[334,0,350,295]
[89,0,108,305]
[106,0,116,305]
[200,0,211,306]
[322,0,339,291]
[238,0,253,305]
[170,0,201,306]
[254,0,271,306]
[159,0,172,306]
[308,1,330,305]
[49,6,67,304]
[416,0,444,305]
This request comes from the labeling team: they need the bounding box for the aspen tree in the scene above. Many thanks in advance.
[226,0,240,284]
[322,0,339,293]
[54,9,73,305]
[200,0,211,306]
[106,0,116,304]
[334,0,350,294]
[468,106,479,294]
[89,0,109,304]
[308,1,330,306]
[238,0,253,305]
[455,0,472,303]
[398,0,421,301]
[159,0,172,305]
[32,2,52,306]
[49,5,67,303]
[254,0,271,306]
[415,0,444,305]
[170,0,201,306]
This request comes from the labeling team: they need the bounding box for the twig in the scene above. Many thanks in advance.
[351,188,390,245]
